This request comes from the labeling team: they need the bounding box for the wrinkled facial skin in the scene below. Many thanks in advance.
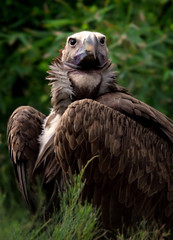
[61,31,109,70]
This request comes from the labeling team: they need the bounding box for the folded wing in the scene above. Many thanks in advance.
[54,98,173,229]
[7,106,45,212]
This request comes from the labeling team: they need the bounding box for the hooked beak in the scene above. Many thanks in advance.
[83,34,98,60]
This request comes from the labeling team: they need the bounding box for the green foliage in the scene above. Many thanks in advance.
[51,175,103,240]
[0,174,170,240]
[0,1,173,239]
[0,173,105,240]
[116,221,170,240]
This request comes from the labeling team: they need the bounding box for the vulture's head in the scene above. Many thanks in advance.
[49,31,118,108]
[61,31,109,70]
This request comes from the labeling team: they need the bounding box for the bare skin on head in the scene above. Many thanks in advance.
[62,31,109,69]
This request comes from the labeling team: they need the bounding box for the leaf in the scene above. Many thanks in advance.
[44,19,76,28]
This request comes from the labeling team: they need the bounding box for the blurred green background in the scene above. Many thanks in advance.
[0,0,173,237]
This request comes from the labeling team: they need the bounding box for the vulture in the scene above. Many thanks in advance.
[7,31,173,233]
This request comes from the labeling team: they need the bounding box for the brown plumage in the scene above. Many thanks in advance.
[7,106,45,211]
[7,31,173,232]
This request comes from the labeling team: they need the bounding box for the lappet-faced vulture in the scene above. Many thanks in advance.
[7,31,173,232]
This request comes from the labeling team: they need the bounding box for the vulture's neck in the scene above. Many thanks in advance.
[39,57,127,156]
[47,57,127,115]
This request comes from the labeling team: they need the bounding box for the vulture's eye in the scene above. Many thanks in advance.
[100,37,105,45]
[69,38,77,47]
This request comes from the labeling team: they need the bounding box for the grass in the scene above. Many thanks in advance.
[0,172,171,240]
[0,171,106,240]
[116,221,170,240]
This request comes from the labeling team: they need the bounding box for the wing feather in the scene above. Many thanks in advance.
[54,99,173,229]
[17,163,29,206]
[96,92,173,143]
[7,106,45,212]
